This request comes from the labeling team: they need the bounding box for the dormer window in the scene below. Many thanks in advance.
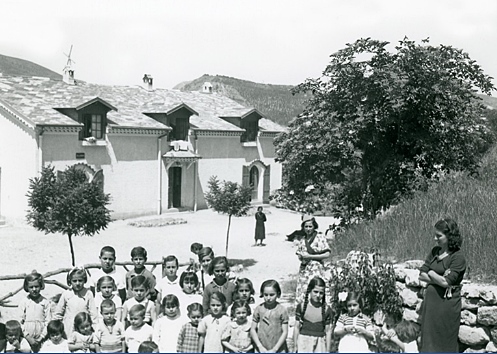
[82,114,104,139]
[170,117,189,141]
[241,119,258,142]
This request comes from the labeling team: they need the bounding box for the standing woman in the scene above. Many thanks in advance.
[418,218,466,352]
[295,215,331,306]
[254,207,267,246]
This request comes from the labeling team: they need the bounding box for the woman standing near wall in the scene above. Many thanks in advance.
[418,218,466,352]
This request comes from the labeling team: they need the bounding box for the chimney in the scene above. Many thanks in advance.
[202,82,213,94]
[142,74,153,91]
[63,68,75,85]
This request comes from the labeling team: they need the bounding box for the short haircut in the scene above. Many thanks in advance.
[187,302,204,316]
[130,275,149,289]
[162,294,180,309]
[74,312,93,333]
[138,341,159,353]
[209,291,227,311]
[190,242,203,255]
[23,271,45,292]
[395,320,420,343]
[131,246,147,259]
[163,255,179,267]
[129,304,146,318]
[46,320,66,340]
[179,271,199,288]
[66,267,88,286]
[197,247,214,262]
[5,320,22,335]
[230,299,252,318]
[100,246,116,257]
[100,299,116,312]
[208,256,229,276]
[259,279,281,298]
[97,276,117,292]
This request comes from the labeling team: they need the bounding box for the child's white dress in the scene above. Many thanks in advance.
[152,314,187,353]
[335,313,373,353]
[38,339,70,353]
[18,295,52,342]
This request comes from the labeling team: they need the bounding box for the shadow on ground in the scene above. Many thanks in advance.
[229,258,257,269]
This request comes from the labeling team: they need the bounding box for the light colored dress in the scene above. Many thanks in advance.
[39,339,70,353]
[68,332,97,353]
[335,312,374,353]
[221,320,252,352]
[53,288,98,334]
[198,314,231,353]
[295,231,331,306]
[153,314,187,353]
[5,338,31,353]
[18,295,52,341]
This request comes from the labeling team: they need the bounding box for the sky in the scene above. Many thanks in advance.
[1,0,496,92]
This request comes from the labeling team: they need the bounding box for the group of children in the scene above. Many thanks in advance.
[0,243,420,353]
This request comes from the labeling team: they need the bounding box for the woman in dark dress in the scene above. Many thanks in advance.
[254,206,267,246]
[418,218,466,352]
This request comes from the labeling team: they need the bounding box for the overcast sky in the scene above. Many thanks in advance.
[1,0,496,92]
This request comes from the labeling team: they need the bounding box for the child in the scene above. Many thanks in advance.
[230,278,256,317]
[53,267,98,334]
[95,276,123,322]
[176,303,203,353]
[124,304,153,353]
[90,246,127,303]
[187,242,203,274]
[197,247,215,291]
[156,255,182,304]
[293,277,332,353]
[137,340,159,353]
[250,279,289,353]
[177,271,203,319]
[198,292,231,353]
[94,300,125,353]
[123,275,156,326]
[379,319,419,353]
[4,320,31,353]
[221,300,253,353]
[153,294,186,353]
[333,292,374,353]
[68,312,98,353]
[18,271,52,352]
[202,256,236,313]
[126,247,157,301]
[38,320,70,353]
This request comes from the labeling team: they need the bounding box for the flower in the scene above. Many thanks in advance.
[338,291,348,302]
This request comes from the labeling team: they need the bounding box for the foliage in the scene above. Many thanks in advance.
[26,165,112,266]
[275,37,495,223]
[204,176,252,257]
[329,257,403,323]
[332,144,497,281]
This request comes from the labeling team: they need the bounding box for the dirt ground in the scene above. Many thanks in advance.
[0,207,338,320]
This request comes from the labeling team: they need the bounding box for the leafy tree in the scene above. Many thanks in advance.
[275,37,495,222]
[26,165,112,266]
[204,176,252,257]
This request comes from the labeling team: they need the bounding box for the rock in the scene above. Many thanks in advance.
[404,269,422,287]
[404,260,425,269]
[401,288,419,308]
[461,310,477,325]
[403,308,419,323]
[464,348,485,353]
[491,327,497,345]
[394,267,407,282]
[459,325,489,347]
[477,306,497,326]
[480,286,497,305]
[396,281,406,292]
[462,284,483,298]
[486,341,497,353]
[462,297,480,311]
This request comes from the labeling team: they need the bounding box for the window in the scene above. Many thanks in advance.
[241,120,258,142]
[81,114,104,140]
[170,118,189,141]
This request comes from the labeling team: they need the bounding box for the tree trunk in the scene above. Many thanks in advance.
[67,233,75,266]
[225,214,232,257]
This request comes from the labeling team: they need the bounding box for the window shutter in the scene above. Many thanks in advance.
[263,165,271,203]
[242,166,250,188]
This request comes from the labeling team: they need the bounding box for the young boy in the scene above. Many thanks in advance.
[122,276,156,327]
[90,246,127,303]
[124,304,153,353]
[156,255,182,301]
[126,247,157,301]
[94,299,125,353]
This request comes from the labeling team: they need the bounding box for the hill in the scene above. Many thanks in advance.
[0,53,61,80]
[174,74,308,126]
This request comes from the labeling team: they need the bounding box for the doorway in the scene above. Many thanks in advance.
[168,166,182,208]
[249,165,259,201]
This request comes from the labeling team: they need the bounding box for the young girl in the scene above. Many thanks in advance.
[177,303,203,353]
[198,292,231,353]
[68,312,98,353]
[4,320,31,353]
[251,280,289,353]
[231,278,256,316]
[293,277,332,353]
[197,247,215,292]
[39,320,70,353]
[122,275,156,326]
[18,271,52,352]
[152,294,185,353]
[221,300,253,353]
[177,271,203,319]
[95,276,123,322]
[202,257,236,313]
[333,292,374,353]
[54,267,98,335]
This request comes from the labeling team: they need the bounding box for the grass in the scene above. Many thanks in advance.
[333,145,497,283]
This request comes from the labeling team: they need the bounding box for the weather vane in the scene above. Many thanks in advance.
[63,45,75,70]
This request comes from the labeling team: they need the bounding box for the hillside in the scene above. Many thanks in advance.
[0,54,61,80]
[174,74,308,126]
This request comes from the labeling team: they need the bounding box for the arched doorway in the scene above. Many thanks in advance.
[249,165,259,201]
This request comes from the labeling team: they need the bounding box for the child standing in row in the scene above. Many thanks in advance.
[124,304,153,353]
[198,292,231,353]
[53,267,97,334]
[197,247,215,292]
[94,300,125,353]
[177,272,203,318]
[176,303,203,353]
[156,255,181,305]
[251,279,289,353]
[4,320,31,353]
[95,276,123,322]
[123,276,156,326]
[153,294,185,353]
[202,257,236,314]
[293,277,332,353]
[221,300,253,353]
[90,246,127,304]
[39,320,70,353]
[126,247,157,301]
[68,312,97,352]
[19,272,51,352]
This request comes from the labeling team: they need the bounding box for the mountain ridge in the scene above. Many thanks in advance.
[0,53,61,80]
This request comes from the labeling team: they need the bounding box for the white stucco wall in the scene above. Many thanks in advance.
[0,112,38,220]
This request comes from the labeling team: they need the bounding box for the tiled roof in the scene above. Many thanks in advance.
[0,75,285,132]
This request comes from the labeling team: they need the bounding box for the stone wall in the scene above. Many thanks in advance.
[395,260,497,353]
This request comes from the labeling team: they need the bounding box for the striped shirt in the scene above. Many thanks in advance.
[94,320,125,353]
[336,312,373,330]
